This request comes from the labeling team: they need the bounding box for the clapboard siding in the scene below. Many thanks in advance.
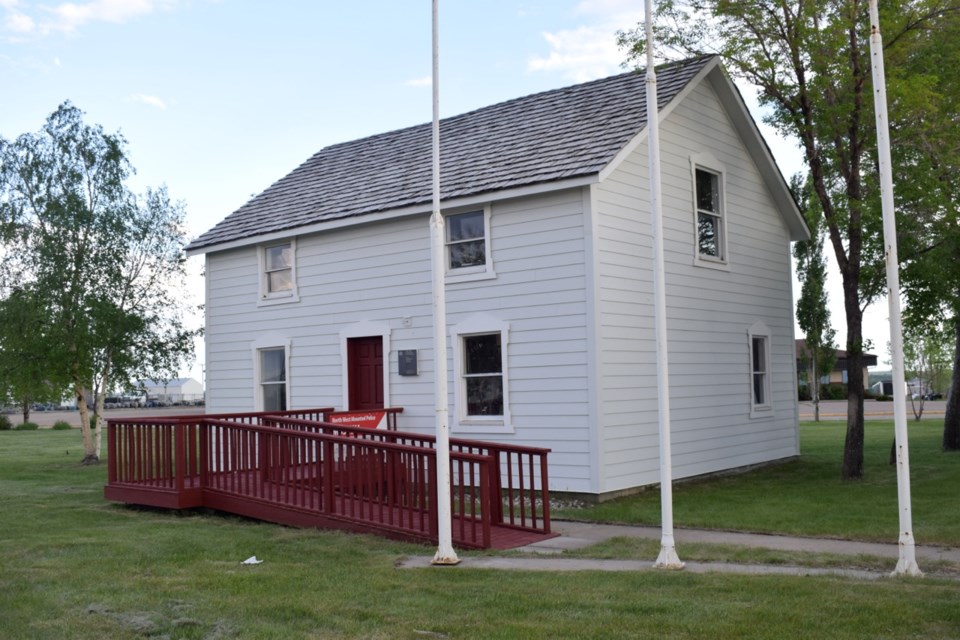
[204,188,595,492]
[592,78,798,493]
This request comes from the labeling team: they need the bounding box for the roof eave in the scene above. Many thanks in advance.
[185,173,599,257]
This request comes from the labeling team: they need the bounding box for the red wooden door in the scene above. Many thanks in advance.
[347,336,384,410]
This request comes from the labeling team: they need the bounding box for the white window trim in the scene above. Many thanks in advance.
[252,336,291,412]
[444,205,496,284]
[748,321,774,419]
[452,315,512,434]
[258,239,300,306]
[690,154,729,270]
[339,321,392,410]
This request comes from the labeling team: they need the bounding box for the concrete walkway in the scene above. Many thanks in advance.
[397,520,960,580]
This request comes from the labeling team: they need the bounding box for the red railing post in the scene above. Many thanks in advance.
[174,420,185,494]
[107,421,117,484]
[199,421,209,489]
[539,451,551,533]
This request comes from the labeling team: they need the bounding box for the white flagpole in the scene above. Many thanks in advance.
[430,0,459,566]
[646,0,683,570]
[867,0,921,577]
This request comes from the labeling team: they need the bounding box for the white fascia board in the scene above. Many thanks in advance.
[706,67,810,242]
[185,174,598,257]
[598,57,721,184]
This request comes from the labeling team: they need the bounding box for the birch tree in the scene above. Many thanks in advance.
[0,103,196,462]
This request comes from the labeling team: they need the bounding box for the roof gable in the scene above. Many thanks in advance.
[187,56,715,252]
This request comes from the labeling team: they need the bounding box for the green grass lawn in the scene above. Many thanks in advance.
[1,427,959,639]
[557,420,960,546]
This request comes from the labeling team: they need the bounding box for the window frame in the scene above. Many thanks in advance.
[444,206,495,283]
[748,322,773,418]
[690,156,729,269]
[258,239,300,306]
[452,316,511,433]
[252,338,291,412]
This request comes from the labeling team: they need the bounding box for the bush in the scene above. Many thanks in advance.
[798,385,812,401]
[0,415,11,430]
[52,421,74,430]
[14,422,39,431]
[822,383,848,400]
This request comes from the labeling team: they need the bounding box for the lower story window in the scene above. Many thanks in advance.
[751,335,768,407]
[463,332,503,417]
[259,348,287,411]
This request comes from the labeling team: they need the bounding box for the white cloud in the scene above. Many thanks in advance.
[128,93,167,110]
[405,76,432,88]
[42,0,177,33]
[573,0,637,16]
[2,0,177,37]
[5,10,34,32]
[527,6,642,82]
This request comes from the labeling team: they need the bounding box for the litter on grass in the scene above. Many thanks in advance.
[241,556,263,565]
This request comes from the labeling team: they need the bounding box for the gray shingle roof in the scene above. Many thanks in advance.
[187,56,715,252]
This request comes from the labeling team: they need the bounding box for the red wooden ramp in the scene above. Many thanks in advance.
[104,408,556,550]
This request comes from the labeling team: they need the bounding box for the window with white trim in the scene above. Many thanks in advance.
[445,208,495,282]
[695,167,725,262]
[452,316,511,432]
[259,240,299,305]
[463,333,503,417]
[748,322,773,416]
[258,347,287,411]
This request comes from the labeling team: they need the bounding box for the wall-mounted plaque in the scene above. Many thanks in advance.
[398,349,418,376]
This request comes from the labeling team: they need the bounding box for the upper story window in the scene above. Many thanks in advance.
[447,210,485,268]
[259,240,299,305]
[695,168,725,262]
[445,207,495,283]
[265,244,292,292]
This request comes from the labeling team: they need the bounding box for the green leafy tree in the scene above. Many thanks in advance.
[0,288,66,423]
[901,323,951,421]
[619,0,960,478]
[886,7,960,449]
[0,102,196,462]
[792,175,836,422]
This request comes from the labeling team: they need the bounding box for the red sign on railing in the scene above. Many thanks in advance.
[327,411,386,429]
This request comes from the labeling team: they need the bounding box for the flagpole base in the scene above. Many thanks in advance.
[891,533,922,577]
[431,548,461,566]
[654,544,684,570]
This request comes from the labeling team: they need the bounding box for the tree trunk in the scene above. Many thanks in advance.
[944,315,960,451]
[94,380,107,461]
[813,351,821,422]
[842,298,865,480]
[20,396,30,425]
[75,383,98,464]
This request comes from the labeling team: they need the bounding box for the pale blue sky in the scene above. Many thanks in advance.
[3,1,889,381]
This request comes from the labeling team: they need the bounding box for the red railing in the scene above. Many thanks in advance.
[105,408,549,549]
[264,416,552,534]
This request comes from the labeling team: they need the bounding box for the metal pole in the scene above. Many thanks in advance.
[867,0,921,577]
[646,0,683,570]
[430,0,459,566]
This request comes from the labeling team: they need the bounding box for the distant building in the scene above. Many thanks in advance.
[140,378,204,404]
[796,340,877,390]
